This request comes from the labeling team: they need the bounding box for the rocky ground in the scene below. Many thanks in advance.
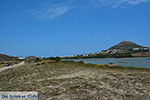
[0,61,150,100]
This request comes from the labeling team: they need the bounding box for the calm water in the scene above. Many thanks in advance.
[63,57,150,68]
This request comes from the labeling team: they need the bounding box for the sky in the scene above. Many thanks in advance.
[0,0,150,57]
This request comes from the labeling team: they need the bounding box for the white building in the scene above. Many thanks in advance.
[133,48,140,51]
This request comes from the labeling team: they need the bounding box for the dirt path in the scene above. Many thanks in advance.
[0,61,25,72]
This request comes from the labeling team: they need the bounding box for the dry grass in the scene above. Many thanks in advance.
[0,61,150,100]
[0,60,21,68]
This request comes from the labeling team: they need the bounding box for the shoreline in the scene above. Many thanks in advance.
[61,56,150,59]
[62,61,150,70]
[61,57,150,69]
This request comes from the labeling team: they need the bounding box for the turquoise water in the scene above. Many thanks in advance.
[63,57,150,68]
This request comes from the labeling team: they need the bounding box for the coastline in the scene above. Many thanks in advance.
[61,55,150,59]
[62,57,150,69]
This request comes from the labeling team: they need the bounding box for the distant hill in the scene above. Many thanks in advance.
[108,40,146,50]
[62,40,150,59]
[25,56,37,60]
[0,54,18,61]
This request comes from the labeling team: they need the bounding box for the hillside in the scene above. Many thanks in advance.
[109,40,146,50]
[0,61,149,100]
[0,54,18,61]
[62,40,150,59]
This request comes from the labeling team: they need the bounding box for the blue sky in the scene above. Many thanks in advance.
[0,0,150,57]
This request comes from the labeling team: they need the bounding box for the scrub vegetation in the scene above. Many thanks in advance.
[0,61,150,100]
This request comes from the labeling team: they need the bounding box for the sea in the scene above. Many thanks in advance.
[63,57,150,68]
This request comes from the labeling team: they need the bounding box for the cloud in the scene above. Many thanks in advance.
[26,0,150,20]
[91,0,150,7]
[127,0,150,5]
[27,4,73,20]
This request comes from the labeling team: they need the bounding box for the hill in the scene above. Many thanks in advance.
[109,40,146,50]
[0,61,149,100]
[62,40,150,59]
[0,54,18,61]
